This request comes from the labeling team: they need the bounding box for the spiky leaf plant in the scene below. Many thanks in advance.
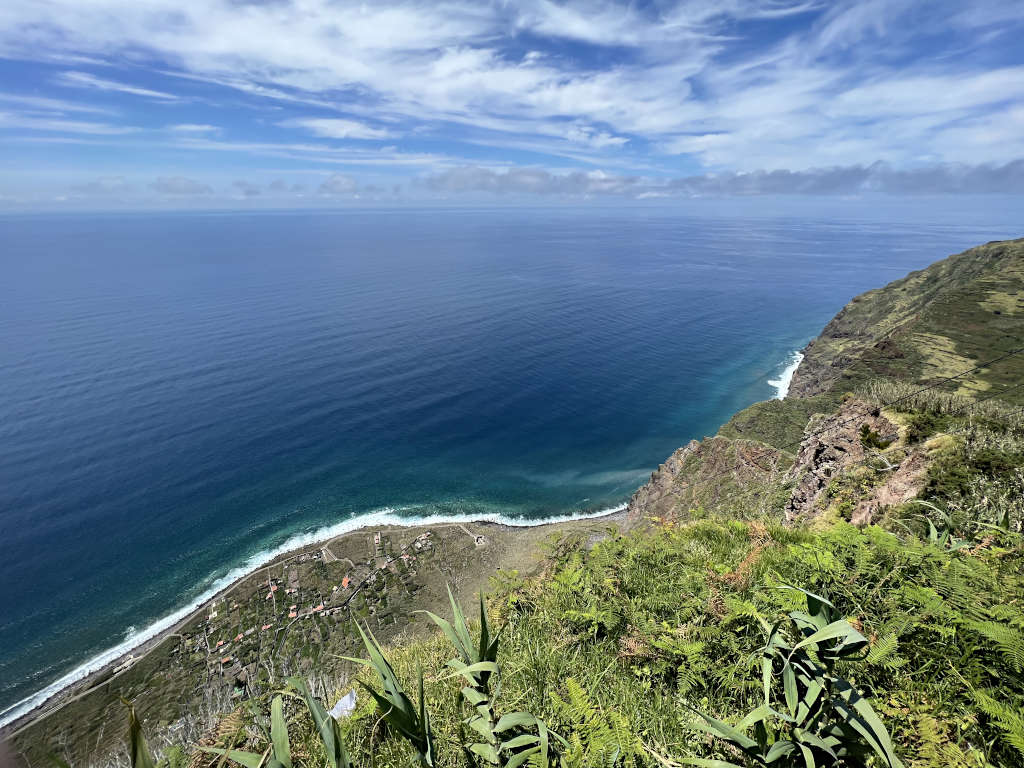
[345,623,434,766]
[285,678,354,768]
[200,694,291,768]
[686,586,903,768]
[421,587,502,693]
[426,587,566,767]
[124,699,156,768]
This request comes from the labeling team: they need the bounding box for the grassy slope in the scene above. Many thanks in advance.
[9,519,617,767]
[350,518,1024,767]
[333,238,1024,767]
[788,238,1024,402]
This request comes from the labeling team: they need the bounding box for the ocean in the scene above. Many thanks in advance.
[0,206,1018,723]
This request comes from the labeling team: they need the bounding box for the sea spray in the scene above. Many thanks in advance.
[0,502,625,729]
[768,351,805,400]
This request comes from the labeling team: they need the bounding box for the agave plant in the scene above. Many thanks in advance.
[124,698,157,768]
[422,587,502,694]
[286,677,354,768]
[200,694,293,768]
[345,623,435,766]
[197,680,354,768]
[686,586,903,768]
[909,500,972,551]
[423,587,566,767]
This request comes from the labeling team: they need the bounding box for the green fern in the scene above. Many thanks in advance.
[976,690,1024,758]
[551,678,641,768]
[964,620,1024,672]
[867,618,910,670]
[916,714,973,768]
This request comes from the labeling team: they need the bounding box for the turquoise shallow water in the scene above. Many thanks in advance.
[0,207,1018,720]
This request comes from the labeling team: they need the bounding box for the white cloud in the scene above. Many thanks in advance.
[422,160,1024,197]
[0,91,112,114]
[167,123,219,133]
[0,0,1020,175]
[232,179,261,197]
[0,110,137,134]
[282,118,395,140]
[318,173,359,195]
[56,71,179,100]
[171,136,448,167]
[150,176,212,194]
[71,175,133,195]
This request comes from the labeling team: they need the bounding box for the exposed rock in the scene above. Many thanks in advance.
[627,440,699,522]
[850,451,928,526]
[784,400,899,522]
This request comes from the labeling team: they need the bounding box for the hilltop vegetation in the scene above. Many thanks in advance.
[789,238,1024,402]
[8,239,1024,768]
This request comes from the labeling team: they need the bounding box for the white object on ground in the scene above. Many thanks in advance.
[330,690,358,720]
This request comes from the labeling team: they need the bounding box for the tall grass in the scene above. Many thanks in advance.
[121,514,1024,767]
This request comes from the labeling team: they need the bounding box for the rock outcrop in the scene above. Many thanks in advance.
[783,399,926,524]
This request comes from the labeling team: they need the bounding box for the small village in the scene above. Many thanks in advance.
[13,516,538,763]
[168,528,440,698]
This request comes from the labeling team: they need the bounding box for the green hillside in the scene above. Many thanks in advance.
[789,238,1024,402]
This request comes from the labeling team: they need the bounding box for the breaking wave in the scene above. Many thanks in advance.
[767,351,804,400]
[0,502,624,729]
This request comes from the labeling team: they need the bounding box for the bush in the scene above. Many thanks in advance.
[859,424,894,450]
[903,411,949,444]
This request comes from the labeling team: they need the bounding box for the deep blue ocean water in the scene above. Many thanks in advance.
[0,207,1019,720]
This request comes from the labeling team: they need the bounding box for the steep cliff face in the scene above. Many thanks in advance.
[781,399,926,524]
[626,436,791,522]
[626,238,1024,527]
[788,238,1024,400]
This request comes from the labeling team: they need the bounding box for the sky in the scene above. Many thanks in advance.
[1,0,1023,208]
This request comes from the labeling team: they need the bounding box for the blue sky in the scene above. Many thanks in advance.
[0,0,1023,208]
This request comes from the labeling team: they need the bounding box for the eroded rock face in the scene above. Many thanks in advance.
[627,440,700,522]
[784,399,924,524]
[850,451,928,526]
[785,400,892,521]
[627,399,929,528]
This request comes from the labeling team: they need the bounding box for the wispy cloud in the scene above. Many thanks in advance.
[0,110,137,134]
[232,179,261,197]
[150,176,212,195]
[0,0,1021,200]
[167,123,219,133]
[282,118,395,140]
[71,175,134,195]
[318,173,359,196]
[170,136,450,167]
[0,91,112,114]
[56,71,179,101]
[422,160,1024,197]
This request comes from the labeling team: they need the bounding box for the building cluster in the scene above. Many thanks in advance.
[169,529,437,695]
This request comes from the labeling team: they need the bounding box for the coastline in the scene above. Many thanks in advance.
[3,344,799,742]
[768,350,805,400]
[0,503,627,737]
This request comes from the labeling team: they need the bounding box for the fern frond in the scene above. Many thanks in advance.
[964,620,1024,672]
[976,689,1024,759]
